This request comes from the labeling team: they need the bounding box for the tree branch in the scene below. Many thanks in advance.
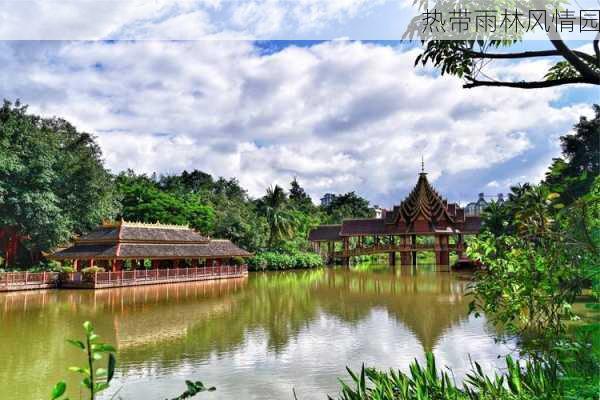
[461,48,598,66]
[594,32,600,67]
[549,39,600,82]
[463,76,589,89]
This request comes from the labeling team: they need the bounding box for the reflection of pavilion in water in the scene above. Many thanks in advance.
[317,268,470,352]
[0,270,473,366]
[111,269,471,360]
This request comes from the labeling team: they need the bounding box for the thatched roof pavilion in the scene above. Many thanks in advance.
[50,220,251,272]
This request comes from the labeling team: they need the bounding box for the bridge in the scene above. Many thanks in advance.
[308,168,481,268]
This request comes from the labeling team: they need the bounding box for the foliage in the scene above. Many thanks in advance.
[468,109,599,338]
[51,321,116,400]
[546,105,600,204]
[405,1,600,89]
[0,100,119,264]
[51,321,215,400]
[248,251,323,271]
[289,177,315,212]
[322,192,374,224]
[81,266,106,275]
[333,352,567,400]
[467,231,583,336]
[257,185,296,248]
[116,171,215,233]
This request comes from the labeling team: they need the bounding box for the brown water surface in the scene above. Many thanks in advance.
[0,266,517,399]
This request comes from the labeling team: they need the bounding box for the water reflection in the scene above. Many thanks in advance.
[0,267,517,400]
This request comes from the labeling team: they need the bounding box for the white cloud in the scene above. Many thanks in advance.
[0,0,394,39]
[0,40,591,205]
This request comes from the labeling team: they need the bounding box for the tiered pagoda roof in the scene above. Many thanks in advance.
[50,220,252,260]
[309,172,481,241]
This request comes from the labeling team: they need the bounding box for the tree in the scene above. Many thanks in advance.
[116,172,215,234]
[322,192,374,223]
[406,1,600,89]
[258,185,295,249]
[546,105,600,203]
[289,178,314,212]
[0,100,119,264]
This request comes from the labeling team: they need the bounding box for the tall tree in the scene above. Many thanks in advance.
[0,100,119,265]
[289,178,314,211]
[406,1,600,89]
[259,185,295,248]
[322,192,374,223]
[546,105,600,203]
[116,172,215,234]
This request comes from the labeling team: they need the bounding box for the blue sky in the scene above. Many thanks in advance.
[0,1,596,206]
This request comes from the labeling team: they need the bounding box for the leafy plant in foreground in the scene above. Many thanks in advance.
[51,321,116,400]
[51,321,216,400]
[332,352,567,400]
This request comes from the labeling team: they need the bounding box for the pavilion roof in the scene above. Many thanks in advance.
[308,171,482,239]
[388,172,454,226]
[307,225,342,241]
[49,221,251,260]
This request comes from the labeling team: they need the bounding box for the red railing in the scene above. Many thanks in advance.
[0,271,59,288]
[63,265,248,286]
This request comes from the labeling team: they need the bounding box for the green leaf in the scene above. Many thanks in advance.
[66,339,85,350]
[83,321,93,334]
[107,353,116,383]
[51,381,67,400]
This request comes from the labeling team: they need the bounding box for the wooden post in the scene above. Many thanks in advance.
[388,252,396,266]
[411,234,417,267]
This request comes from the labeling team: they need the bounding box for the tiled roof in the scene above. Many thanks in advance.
[50,240,251,260]
[50,221,250,259]
[308,172,481,239]
[76,221,209,244]
[308,225,342,241]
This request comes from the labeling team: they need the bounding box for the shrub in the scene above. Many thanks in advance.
[81,266,105,274]
[248,251,323,271]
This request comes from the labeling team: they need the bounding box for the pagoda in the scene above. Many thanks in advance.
[308,168,481,268]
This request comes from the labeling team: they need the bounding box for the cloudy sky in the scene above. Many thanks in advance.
[1,0,596,207]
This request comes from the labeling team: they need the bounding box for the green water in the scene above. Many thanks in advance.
[0,266,517,399]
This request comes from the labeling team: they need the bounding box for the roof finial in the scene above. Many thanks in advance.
[421,155,425,173]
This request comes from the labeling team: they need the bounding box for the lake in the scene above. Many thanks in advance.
[0,266,518,399]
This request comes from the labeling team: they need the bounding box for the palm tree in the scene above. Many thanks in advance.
[481,200,508,236]
[261,185,295,249]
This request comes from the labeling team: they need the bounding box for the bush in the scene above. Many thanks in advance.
[231,256,245,266]
[248,251,323,271]
[81,266,105,275]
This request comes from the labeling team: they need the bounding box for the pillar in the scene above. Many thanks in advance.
[411,234,417,266]
[456,234,464,259]
[435,235,450,267]
[73,259,80,271]
[89,259,95,269]
[388,252,396,266]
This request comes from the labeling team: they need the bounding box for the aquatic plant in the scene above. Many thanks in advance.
[333,352,565,400]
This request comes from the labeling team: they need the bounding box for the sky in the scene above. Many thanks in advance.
[0,0,597,207]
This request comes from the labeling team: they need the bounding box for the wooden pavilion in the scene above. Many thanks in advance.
[308,169,482,268]
[47,220,251,288]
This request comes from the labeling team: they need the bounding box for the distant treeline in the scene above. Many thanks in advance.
[0,100,374,267]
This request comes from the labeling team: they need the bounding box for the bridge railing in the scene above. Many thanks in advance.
[61,265,248,286]
[0,271,59,288]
